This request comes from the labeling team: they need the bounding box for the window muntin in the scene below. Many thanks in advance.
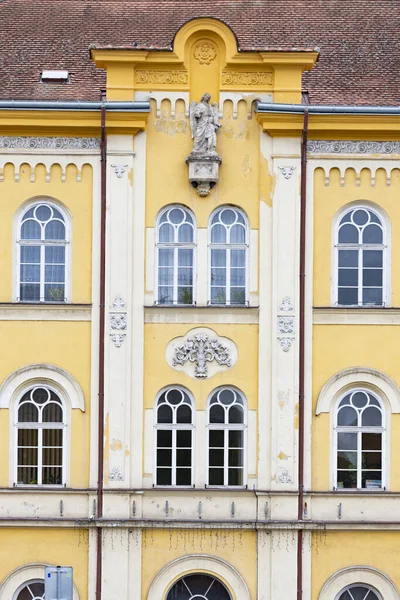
[335,390,384,490]
[207,387,246,487]
[336,207,385,306]
[18,203,68,303]
[166,574,231,600]
[156,206,195,305]
[209,207,248,306]
[337,585,380,600]
[14,580,45,600]
[15,387,65,486]
[155,387,194,486]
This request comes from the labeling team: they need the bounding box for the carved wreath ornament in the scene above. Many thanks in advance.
[173,333,231,378]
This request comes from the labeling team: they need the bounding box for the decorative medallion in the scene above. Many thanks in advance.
[277,317,295,335]
[193,41,217,65]
[222,71,273,86]
[111,165,128,178]
[110,313,127,330]
[109,466,124,481]
[278,338,293,353]
[278,469,292,484]
[135,70,188,85]
[112,295,126,309]
[279,296,294,311]
[110,333,126,348]
[278,166,296,179]
[166,327,238,379]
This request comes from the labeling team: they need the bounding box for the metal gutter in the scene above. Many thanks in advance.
[0,100,149,111]
[256,102,400,115]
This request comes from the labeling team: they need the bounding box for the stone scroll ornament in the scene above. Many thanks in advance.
[173,333,231,378]
[186,93,222,196]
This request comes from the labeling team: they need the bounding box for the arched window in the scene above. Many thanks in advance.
[166,574,231,600]
[336,585,381,600]
[15,386,66,486]
[14,580,44,600]
[335,389,384,490]
[207,387,246,487]
[335,206,386,306]
[155,387,194,486]
[209,207,248,306]
[156,206,195,305]
[17,202,68,303]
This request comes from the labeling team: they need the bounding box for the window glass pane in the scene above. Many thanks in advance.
[45,265,65,283]
[362,224,382,244]
[351,391,369,408]
[231,249,246,267]
[229,448,243,467]
[158,248,174,267]
[159,223,174,243]
[338,223,358,243]
[230,223,245,243]
[17,466,38,485]
[362,452,381,470]
[157,468,171,485]
[20,283,40,302]
[157,404,173,423]
[338,250,358,267]
[21,220,41,240]
[176,468,191,486]
[363,250,383,267]
[208,468,224,485]
[211,268,226,286]
[228,468,243,486]
[338,269,358,286]
[178,248,193,267]
[230,288,246,305]
[18,403,38,422]
[362,288,382,305]
[362,406,382,426]
[210,287,226,304]
[338,288,358,305]
[337,432,357,450]
[229,430,243,448]
[211,224,226,243]
[352,210,369,226]
[157,430,172,448]
[45,245,65,264]
[42,403,63,422]
[362,471,382,489]
[229,405,244,424]
[176,430,191,448]
[42,448,62,466]
[20,265,40,283]
[44,283,65,302]
[209,429,224,447]
[158,267,174,286]
[210,404,225,423]
[177,267,193,286]
[363,269,382,287]
[209,449,224,466]
[176,404,192,423]
[178,223,193,243]
[18,447,38,466]
[230,268,245,286]
[220,209,237,225]
[43,429,63,446]
[362,433,381,450]
[158,286,173,304]
[169,208,185,224]
[42,466,62,485]
[157,449,172,467]
[45,220,65,240]
[20,245,40,263]
[17,582,45,600]
[211,249,226,267]
[166,581,191,600]
[337,470,357,489]
[337,406,358,426]
[177,449,191,467]
[337,451,357,469]
[35,205,52,221]
[18,429,38,446]
[178,286,193,304]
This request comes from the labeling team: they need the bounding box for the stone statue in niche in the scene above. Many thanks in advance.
[186,92,222,196]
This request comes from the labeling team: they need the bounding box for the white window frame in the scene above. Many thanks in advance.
[334,388,385,491]
[13,383,68,488]
[13,579,45,600]
[335,584,382,600]
[154,205,196,306]
[153,386,195,488]
[332,203,391,307]
[206,386,247,488]
[208,206,249,306]
[14,199,71,303]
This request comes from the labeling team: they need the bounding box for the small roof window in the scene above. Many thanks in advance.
[40,70,70,84]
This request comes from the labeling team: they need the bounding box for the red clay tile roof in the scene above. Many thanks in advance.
[0,0,399,105]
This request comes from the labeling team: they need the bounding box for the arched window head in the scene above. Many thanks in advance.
[18,202,68,303]
[335,390,384,490]
[166,574,231,600]
[155,387,194,487]
[156,206,195,305]
[336,585,380,600]
[336,207,385,306]
[207,387,246,487]
[14,579,44,600]
[209,207,248,306]
[15,386,66,486]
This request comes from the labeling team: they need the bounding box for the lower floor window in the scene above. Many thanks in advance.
[338,585,380,600]
[166,574,230,600]
[15,580,44,600]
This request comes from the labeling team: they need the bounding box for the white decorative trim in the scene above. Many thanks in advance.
[109,466,124,481]
[279,296,294,311]
[170,330,236,378]
[277,316,295,335]
[111,164,128,178]
[0,563,79,600]
[319,566,399,600]
[316,367,400,415]
[0,363,85,411]
[109,313,127,330]
[0,136,100,150]
[147,554,251,600]
[277,469,292,484]
[308,140,400,155]
[110,333,126,348]
[278,338,293,352]
[112,295,126,309]
[278,166,295,179]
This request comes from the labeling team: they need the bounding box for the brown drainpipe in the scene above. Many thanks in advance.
[96,89,107,600]
[297,108,309,600]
